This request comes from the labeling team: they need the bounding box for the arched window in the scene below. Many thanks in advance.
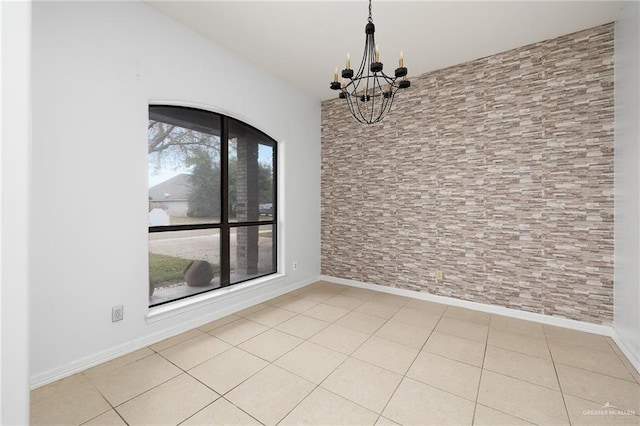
[148,106,277,307]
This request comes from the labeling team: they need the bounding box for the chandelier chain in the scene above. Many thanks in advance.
[368,0,373,23]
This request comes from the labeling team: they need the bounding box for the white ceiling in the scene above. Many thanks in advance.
[146,1,625,101]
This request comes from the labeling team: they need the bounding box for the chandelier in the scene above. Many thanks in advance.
[329,0,410,125]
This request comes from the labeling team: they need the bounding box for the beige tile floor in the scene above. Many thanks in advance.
[31,281,640,425]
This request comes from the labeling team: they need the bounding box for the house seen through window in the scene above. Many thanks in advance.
[148,106,277,307]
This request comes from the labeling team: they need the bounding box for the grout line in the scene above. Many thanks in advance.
[542,326,572,425]
[41,282,632,426]
[272,290,378,423]
[470,327,490,425]
[606,337,640,384]
[375,310,445,421]
[277,288,416,421]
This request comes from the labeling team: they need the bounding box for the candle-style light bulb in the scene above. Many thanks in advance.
[346,53,351,69]
[375,44,380,62]
[334,67,338,82]
[399,50,404,67]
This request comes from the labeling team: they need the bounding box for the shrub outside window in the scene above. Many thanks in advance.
[148,106,277,307]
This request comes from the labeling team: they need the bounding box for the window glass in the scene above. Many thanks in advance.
[148,106,277,307]
[148,108,221,226]
[228,120,275,223]
[230,224,277,284]
[149,228,221,305]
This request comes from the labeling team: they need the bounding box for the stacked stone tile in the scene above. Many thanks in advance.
[321,24,614,324]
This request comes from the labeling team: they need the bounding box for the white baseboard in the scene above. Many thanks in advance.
[319,275,615,336]
[30,276,316,389]
[321,275,640,375]
[33,274,639,388]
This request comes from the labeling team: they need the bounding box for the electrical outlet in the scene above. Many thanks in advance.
[435,270,444,281]
[292,261,299,271]
[112,305,123,322]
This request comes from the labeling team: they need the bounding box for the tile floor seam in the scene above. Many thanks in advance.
[480,366,561,392]
[405,364,482,404]
[111,408,129,426]
[32,282,640,426]
[485,368,566,397]
[302,302,410,417]
[82,368,157,413]
[272,383,327,425]
[298,383,383,421]
[220,396,267,426]
[267,299,372,391]
[274,344,346,386]
[206,318,272,346]
[79,408,129,426]
[542,326,573,425]
[473,402,536,425]
[470,327,490,425]
[368,316,389,336]
[244,334,306,365]
[416,309,443,353]
[478,370,571,425]
[308,323,370,355]
[485,333,552,361]
[373,368,408,422]
[547,336,617,355]
[74,375,117,426]
[376,311,446,423]
[177,396,265,426]
[552,359,638,384]
[192,309,353,423]
[489,316,549,339]
[274,315,332,340]
[606,336,640,384]
[351,334,422,376]
[556,371,640,409]
[107,371,184,409]
[155,348,198,373]
[81,371,116,408]
[276,301,319,316]
[432,327,488,345]
[149,329,205,353]
[188,355,271,401]
[159,337,236,373]
[423,333,487,368]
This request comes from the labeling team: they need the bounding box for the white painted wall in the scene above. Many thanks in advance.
[1,0,32,422]
[30,1,320,385]
[614,1,640,372]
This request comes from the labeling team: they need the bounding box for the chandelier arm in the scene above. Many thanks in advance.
[346,97,364,124]
[329,0,409,124]
[369,76,380,123]
[348,41,368,101]
[379,94,395,123]
[380,72,396,86]
[373,87,386,123]
[354,88,368,123]
[354,97,368,124]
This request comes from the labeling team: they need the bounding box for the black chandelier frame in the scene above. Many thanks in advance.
[330,0,410,124]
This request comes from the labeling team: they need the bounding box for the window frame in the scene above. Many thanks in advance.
[148,106,278,307]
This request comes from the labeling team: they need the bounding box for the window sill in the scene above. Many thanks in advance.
[145,273,287,324]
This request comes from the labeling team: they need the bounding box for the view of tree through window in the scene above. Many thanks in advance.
[148,106,277,307]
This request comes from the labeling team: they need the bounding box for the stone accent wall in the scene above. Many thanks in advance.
[321,24,614,324]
